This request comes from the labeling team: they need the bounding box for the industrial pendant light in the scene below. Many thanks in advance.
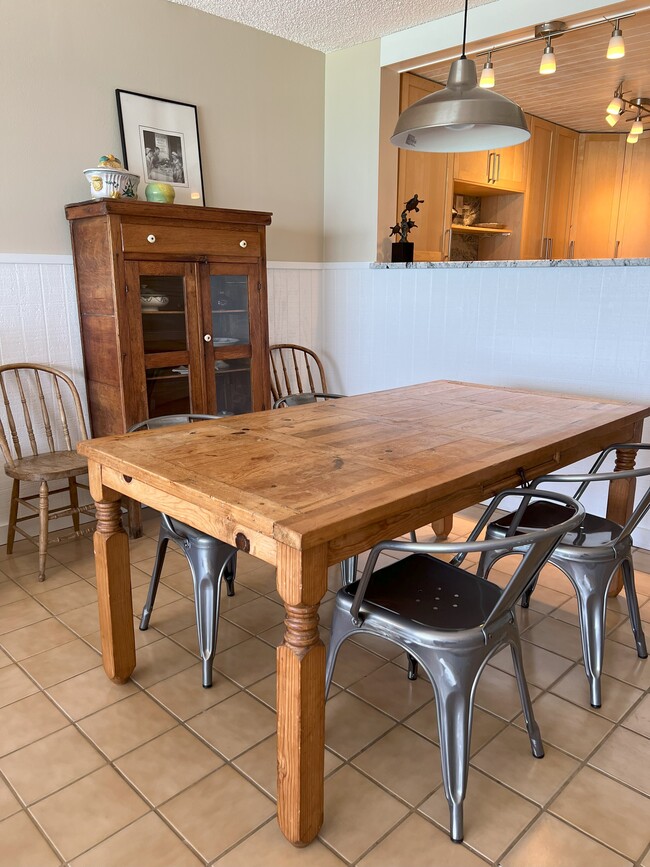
[391,0,529,153]
[605,113,620,128]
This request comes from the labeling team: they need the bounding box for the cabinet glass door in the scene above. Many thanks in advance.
[127,262,203,421]
[206,269,255,415]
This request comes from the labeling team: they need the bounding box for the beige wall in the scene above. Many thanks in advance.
[323,40,381,262]
[1,0,325,261]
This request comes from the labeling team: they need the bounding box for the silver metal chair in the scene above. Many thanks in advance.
[479,443,650,708]
[326,489,584,843]
[129,415,236,688]
[273,392,345,408]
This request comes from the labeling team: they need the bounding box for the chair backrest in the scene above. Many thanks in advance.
[269,344,328,403]
[128,414,218,433]
[532,442,650,546]
[0,363,88,468]
[273,392,345,409]
[349,488,584,639]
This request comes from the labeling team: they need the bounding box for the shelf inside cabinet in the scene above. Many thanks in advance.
[211,309,248,314]
[451,225,511,236]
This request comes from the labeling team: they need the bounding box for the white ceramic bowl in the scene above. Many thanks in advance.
[83,167,140,200]
[140,294,169,310]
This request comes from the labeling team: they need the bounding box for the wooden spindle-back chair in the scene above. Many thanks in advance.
[0,364,94,581]
[269,343,329,404]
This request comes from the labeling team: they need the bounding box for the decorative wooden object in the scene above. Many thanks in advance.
[0,363,95,580]
[66,199,272,536]
[77,380,650,847]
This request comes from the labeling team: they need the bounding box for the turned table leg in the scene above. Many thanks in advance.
[276,544,328,846]
[606,431,642,597]
[89,464,135,683]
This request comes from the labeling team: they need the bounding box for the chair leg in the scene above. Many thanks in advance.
[340,555,358,586]
[187,542,234,688]
[571,568,608,709]
[407,654,419,680]
[139,526,169,630]
[224,551,237,597]
[420,648,484,843]
[409,530,417,543]
[477,548,502,580]
[38,481,49,582]
[621,559,648,659]
[69,478,81,534]
[325,608,357,693]
[6,479,19,553]
[508,628,544,757]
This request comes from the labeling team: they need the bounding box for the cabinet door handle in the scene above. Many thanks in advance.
[614,240,620,258]
[239,240,248,248]
[147,234,156,244]
[495,153,501,182]
[547,237,553,259]
[444,228,452,261]
[569,240,575,259]
[541,238,547,259]
[486,152,492,182]
[204,334,212,342]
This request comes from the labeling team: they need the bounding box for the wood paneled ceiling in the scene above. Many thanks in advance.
[414,3,650,133]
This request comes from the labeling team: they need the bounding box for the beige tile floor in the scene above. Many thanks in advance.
[0,507,649,866]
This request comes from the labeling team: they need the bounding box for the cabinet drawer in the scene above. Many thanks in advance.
[121,223,261,258]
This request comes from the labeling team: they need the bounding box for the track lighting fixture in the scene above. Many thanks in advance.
[605,87,650,143]
[606,19,625,59]
[479,52,495,88]
[539,38,557,75]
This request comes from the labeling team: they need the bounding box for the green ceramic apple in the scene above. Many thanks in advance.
[145,183,175,204]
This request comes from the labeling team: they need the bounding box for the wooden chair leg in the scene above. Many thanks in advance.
[6,479,19,553]
[38,481,49,582]
[69,477,81,533]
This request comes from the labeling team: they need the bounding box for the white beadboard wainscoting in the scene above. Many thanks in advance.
[1,256,650,546]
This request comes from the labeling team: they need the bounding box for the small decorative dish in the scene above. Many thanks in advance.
[140,294,169,310]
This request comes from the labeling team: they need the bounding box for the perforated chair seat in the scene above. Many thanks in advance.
[489,501,622,555]
[340,555,501,632]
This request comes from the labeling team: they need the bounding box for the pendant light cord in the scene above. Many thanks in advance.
[461,0,469,58]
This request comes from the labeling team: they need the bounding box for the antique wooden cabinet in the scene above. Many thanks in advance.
[66,200,273,437]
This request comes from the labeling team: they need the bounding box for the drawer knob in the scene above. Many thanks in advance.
[239,240,248,248]
[204,334,212,342]
[147,234,156,244]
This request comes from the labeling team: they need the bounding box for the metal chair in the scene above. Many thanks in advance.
[129,415,236,687]
[479,443,650,708]
[326,489,584,843]
[0,363,95,581]
[273,392,345,409]
[269,343,329,405]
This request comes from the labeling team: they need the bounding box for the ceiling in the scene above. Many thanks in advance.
[415,3,650,132]
[166,0,495,52]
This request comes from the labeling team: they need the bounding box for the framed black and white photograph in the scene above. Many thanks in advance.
[116,89,205,205]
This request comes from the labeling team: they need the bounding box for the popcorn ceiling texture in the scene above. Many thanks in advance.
[167,0,493,52]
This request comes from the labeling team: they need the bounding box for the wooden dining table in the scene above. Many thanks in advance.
[78,380,650,845]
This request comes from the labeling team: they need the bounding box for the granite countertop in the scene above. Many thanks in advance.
[372,258,650,268]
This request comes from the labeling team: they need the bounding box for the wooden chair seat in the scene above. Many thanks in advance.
[5,450,88,482]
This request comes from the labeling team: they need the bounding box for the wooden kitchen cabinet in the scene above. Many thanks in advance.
[66,199,272,434]
[614,135,650,258]
[521,117,578,259]
[396,74,454,259]
[454,139,528,193]
[571,134,627,259]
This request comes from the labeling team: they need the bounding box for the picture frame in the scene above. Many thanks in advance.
[116,89,205,206]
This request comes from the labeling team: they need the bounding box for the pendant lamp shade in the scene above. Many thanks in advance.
[391,59,530,153]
